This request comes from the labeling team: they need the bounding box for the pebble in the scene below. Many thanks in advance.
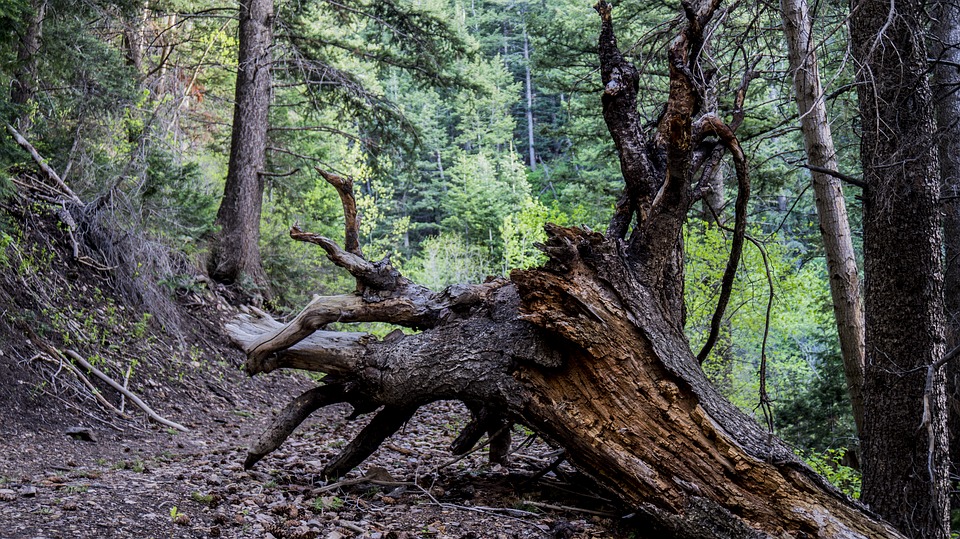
[206,474,224,486]
[0,489,16,501]
[64,427,96,443]
[20,486,37,497]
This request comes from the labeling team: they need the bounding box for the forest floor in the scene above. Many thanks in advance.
[0,202,628,539]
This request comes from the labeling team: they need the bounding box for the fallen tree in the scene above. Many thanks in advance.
[227,2,904,537]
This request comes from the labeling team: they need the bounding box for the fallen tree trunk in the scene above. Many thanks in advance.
[229,223,901,538]
[226,2,905,537]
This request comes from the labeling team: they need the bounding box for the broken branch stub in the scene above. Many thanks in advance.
[314,167,362,258]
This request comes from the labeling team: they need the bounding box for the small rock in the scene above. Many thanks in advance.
[65,427,96,442]
[20,486,37,498]
[0,489,16,501]
[325,532,344,539]
[62,501,78,511]
[206,474,224,486]
[174,513,190,525]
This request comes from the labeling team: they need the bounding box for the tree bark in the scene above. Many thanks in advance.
[121,0,149,73]
[780,0,865,437]
[849,0,949,536]
[932,0,960,472]
[225,2,910,537]
[229,223,904,539]
[209,0,273,291]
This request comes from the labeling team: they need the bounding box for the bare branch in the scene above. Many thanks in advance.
[693,114,750,363]
[800,163,866,188]
[226,308,370,375]
[323,405,420,478]
[239,279,507,365]
[245,384,350,469]
[6,123,82,205]
[290,225,405,292]
[595,2,655,239]
[315,167,362,257]
[64,350,189,432]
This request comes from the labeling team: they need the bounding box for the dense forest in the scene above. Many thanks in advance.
[0,0,957,537]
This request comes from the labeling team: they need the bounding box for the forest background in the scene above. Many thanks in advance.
[0,0,867,500]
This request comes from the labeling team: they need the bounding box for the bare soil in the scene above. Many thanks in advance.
[0,203,630,539]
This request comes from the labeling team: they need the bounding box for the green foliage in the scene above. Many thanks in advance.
[798,447,861,499]
[406,233,494,290]
[141,149,218,251]
[502,197,590,270]
[441,151,530,253]
[0,0,26,32]
[0,222,16,269]
[685,224,834,417]
[776,334,857,452]
[313,496,344,511]
[0,172,13,200]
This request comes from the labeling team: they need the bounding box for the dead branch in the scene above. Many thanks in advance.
[315,167,363,257]
[290,225,406,293]
[64,349,190,432]
[693,114,750,363]
[245,384,350,469]
[322,405,420,478]
[33,352,127,418]
[595,1,655,239]
[5,123,82,205]
[800,163,866,188]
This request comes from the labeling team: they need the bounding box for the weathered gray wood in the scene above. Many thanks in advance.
[224,1,907,536]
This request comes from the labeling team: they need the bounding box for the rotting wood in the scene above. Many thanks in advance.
[225,1,906,536]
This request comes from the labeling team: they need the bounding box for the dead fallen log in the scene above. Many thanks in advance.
[228,223,900,538]
[225,1,905,537]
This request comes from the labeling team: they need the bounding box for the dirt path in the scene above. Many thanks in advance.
[0,376,622,539]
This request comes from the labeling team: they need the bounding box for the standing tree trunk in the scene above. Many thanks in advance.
[121,0,149,73]
[225,3,910,537]
[209,0,273,291]
[932,0,960,472]
[10,0,46,131]
[780,0,865,437]
[850,0,949,536]
[523,25,536,171]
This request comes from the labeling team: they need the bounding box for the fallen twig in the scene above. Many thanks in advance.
[64,349,190,432]
[6,123,82,204]
[33,349,126,418]
[39,387,127,432]
[120,364,133,414]
[520,500,616,518]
